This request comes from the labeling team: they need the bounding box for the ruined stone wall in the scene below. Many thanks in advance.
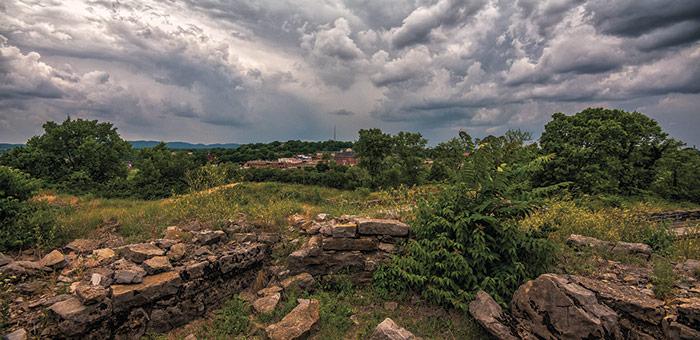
[648,209,700,223]
[1,228,272,339]
[287,216,410,281]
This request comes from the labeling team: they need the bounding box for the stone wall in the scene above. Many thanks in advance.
[1,227,272,339]
[648,209,700,223]
[287,216,410,281]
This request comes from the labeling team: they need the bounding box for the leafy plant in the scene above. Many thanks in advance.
[651,256,677,299]
[374,132,557,309]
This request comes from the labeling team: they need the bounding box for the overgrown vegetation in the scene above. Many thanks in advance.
[373,132,557,308]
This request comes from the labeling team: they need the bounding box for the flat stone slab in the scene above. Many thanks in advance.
[118,243,164,263]
[331,223,357,238]
[111,271,182,311]
[369,318,417,340]
[253,293,281,314]
[39,250,66,268]
[355,218,409,237]
[265,298,320,340]
[142,256,173,274]
[66,239,101,254]
[322,237,378,251]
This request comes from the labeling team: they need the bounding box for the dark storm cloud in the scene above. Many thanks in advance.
[0,0,699,146]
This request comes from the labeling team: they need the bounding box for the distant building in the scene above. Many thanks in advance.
[333,148,357,166]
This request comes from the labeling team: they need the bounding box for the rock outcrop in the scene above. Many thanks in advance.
[567,234,652,259]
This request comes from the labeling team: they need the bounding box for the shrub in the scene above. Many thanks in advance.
[651,256,677,299]
[373,130,559,309]
[0,166,61,251]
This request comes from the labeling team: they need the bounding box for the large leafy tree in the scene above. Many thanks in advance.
[652,147,700,202]
[131,143,196,199]
[392,131,427,185]
[537,108,671,194]
[354,128,394,179]
[2,118,131,186]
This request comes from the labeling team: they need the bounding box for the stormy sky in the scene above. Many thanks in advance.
[1,0,699,146]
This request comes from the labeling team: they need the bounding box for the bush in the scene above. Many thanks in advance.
[373,131,560,309]
[0,166,60,251]
[651,256,677,299]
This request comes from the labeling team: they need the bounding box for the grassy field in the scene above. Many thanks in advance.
[46,182,434,244]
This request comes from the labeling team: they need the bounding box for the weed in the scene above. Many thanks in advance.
[211,296,250,337]
[651,256,678,299]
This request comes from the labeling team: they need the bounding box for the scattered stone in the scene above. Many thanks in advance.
[65,239,101,254]
[3,328,27,340]
[253,293,281,314]
[57,275,73,283]
[281,273,316,292]
[92,248,117,263]
[90,273,110,287]
[142,256,173,274]
[0,252,12,266]
[322,237,378,251]
[112,259,146,284]
[319,223,332,236]
[677,259,700,278]
[48,296,85,320]
[258,233,280,244]
[369,318,417,340]
[289,214,307,227]
[194,230,226,245]
[611,241,652,260]
[231,233,257,243]
[239,290,257,303]
[469,291,518,340]
[265,298,320,340]
[166,243,187,262]
[28,294,72,308]
[257,285,283,297]
[118,243,164,263]
[0,261,51,277]
[356,219,410,237]
[315,213,329,222]
[350,314,360,325]
[677,297,700,329]
[153,238,176,250]
[39,250,66,268]
[76,284,107,304]
[567,234,652,259]
[384,301,398,311]
[183,334,197,340]
[511,274,621,339]
[183,261,208,279]
[304,222,322,235]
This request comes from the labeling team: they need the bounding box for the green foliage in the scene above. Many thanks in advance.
[239,163,370,190]
[0,166,61,251]
[537,108,672,195]
[212,140,353,163]
[374,132,556,309]
[428,138,467,181]
[652,147,700,203]
[185,163,238,192]
[651,256,677,299]
[1,118,131,188]
[355,128,428,188]
[212,296,250,337]
[130,143,197,199]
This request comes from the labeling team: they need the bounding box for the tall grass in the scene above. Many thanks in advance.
[53,182,428,243]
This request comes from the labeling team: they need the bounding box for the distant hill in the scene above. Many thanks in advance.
[0,143,23,152]
[129,141,241,150]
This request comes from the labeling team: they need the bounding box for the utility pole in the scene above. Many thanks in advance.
[333,125,337,141]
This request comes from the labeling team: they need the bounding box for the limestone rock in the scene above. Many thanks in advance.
[378,243,396,253]
[90,273,111,287]
[0,260,50,277]
[258,285,283,297]
[468,291,518,340]
[66,239,101,254]
[118,243,164,263]
[511,274,621,339]
[384,301,398,311]
[281,272,316,292]
[167,243,187,262]
[677,259,700,277]
[315,213,329,222]
[163,226,191,240]
[356,218,409,237]
[76,284,108,305]
[331,223,357,238]
[92,248,117,263]
[253,292,281,314]
[39,250,66,268]
[194,230,226,245]
[183,261,208,279]
[112,259,146,284]
[304,222,322,235]
[369,318,417,340]
[265,298,320,340]
[111,271,182,312]
[611,241,652,259]
[231,232,257,243]
[567,234,652,259]
[3,328,27,340]
[0,252,11,266]
[567,234,613,250]
[322,237,378,251]
[663,315,700,339]
[572,276,665,325]
[142,256,173,274]
[677,297,700,329]
[258,233,280,244]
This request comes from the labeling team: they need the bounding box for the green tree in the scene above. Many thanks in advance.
[392,131,427,186]
[652,147,700,202]
[537,108,671,194]
[1,118,131,188]
[0,166,59,251]
[131,143,196,199]
[354,128,394,182]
